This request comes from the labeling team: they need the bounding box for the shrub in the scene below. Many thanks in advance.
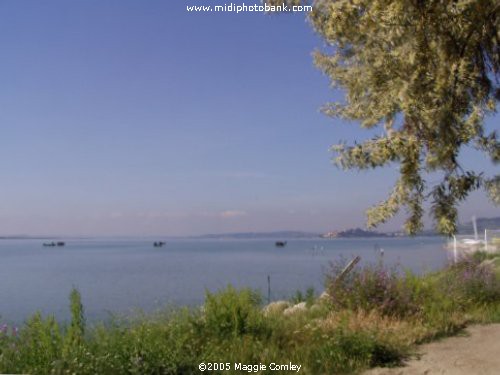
[63,287,86,357]
[325,261,425,318]
[0,313,62,374]
[440,256,500,305]
[202,285,265,338]
[305,313,407,373]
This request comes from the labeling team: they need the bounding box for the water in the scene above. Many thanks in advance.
[0,237,449,324]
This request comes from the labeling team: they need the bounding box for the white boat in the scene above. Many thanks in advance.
[448,216,487,261]
[457,216,485,247]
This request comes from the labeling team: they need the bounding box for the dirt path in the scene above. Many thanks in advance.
[364,324,500,375]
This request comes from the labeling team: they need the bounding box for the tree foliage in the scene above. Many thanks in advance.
[267,0,499,235]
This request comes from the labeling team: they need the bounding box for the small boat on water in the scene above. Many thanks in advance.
[43,241,65,247]
[43,242,56,247]
[153,241,166,248]
[275,241,287,248]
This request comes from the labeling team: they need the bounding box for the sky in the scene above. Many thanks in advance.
[0,0,497,236]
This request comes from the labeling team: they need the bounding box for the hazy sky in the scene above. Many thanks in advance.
[0,1,497,236]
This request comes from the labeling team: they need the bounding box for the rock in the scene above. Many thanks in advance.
[263,301,290,316]
[319,291,331,301]
[283,302,307,316]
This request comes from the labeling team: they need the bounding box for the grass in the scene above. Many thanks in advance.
[1,253,500,374]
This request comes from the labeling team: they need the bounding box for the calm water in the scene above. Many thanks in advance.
[0,237,450,323]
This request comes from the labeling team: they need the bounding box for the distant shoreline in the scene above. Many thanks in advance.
[0,232,443,240]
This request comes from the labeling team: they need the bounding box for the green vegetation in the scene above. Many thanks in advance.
[290,287,316,306]
[1,255,500,374]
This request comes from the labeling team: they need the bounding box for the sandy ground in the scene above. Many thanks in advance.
[364,324,500,375]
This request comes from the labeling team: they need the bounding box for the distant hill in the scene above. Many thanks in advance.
[91,217,495,240]
[194,231,321,239]
[0,235,57,240]
[457,216,500,234]
[322,228,390,239]
[404,216,500,236]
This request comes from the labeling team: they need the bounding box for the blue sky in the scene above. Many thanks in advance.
[0,1,497,236]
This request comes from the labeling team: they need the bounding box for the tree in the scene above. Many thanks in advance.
[267,0,499,235]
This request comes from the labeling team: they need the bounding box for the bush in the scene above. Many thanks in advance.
[325,261,425,318]
[202,285,265,338]
[0,313,62,374]
[62,287,86,358]
[440,256,500,305]
[305,314,407,373]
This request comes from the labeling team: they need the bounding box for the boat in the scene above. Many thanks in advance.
[275,241,287,248]
[447,216,487,261]
[456,216,485,249]
[43,241,65,247]
[153,241,166,248]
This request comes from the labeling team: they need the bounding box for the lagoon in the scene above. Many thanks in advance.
[0,237,450,323]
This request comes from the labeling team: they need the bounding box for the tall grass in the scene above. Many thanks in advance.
[1,254,500,374]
